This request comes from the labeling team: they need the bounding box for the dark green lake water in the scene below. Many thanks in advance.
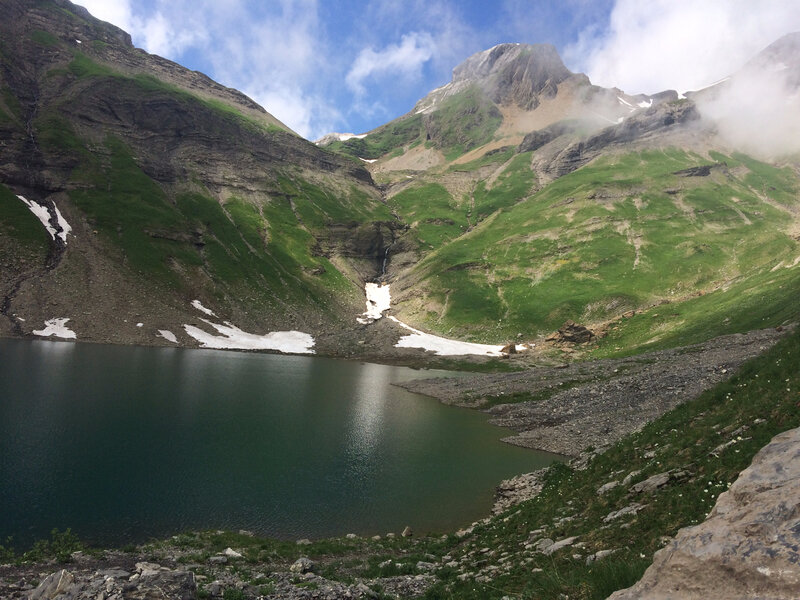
[0,338,556,548]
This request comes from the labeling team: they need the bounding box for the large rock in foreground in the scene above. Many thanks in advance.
[609,427,800,599]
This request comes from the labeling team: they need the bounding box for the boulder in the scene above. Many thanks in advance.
[630,472,671,494]
[290,557,314,574]
[597,480,620,495]
[557,320,595,343]
[609,427,800,599]
[29,570,76,600]
[542,536,578,555]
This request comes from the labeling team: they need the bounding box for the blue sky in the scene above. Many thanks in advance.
[77,0,800,141]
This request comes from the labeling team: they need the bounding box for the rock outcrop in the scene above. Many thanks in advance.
[609,427,800,599]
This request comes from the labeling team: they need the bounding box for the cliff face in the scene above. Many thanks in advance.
[0,0,394,347]
[0,0,372,195]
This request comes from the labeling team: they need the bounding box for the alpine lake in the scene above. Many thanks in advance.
[0,338,558,549]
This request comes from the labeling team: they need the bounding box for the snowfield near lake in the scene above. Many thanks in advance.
[33,318,77,339]
[158,330,178,344]
[184,319,315,353]
[388,317,506,357]
[357,282,391,323]
[358,284,511,356]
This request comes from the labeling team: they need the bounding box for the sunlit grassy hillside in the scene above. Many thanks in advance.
[391,149,800,353]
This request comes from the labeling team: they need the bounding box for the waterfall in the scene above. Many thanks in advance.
[381,241,394,276]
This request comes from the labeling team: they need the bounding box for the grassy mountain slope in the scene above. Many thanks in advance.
[0,0,397,343]
[389,148,800,353]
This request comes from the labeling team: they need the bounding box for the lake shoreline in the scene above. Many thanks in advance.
[397,326,789,457]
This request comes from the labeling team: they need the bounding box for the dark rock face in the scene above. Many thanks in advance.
[315,221,411,281]
[538,100,701,178]
[549,320,595,344]
[518,120,595,153]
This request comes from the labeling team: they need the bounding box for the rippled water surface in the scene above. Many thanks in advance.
[0,339,557,547]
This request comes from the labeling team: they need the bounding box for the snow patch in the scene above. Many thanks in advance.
[637,99,653,108]
[336,133,367,142]
[191,300,217,317]
[158,329,178,344]
[359,158,377,163]
[388,316,506,356]
[17,195,71,243]
[184,319,315,354]
[53,206,71,242]
[75,39,82,44]
[33,318,77,339]
[617,96,635,109]
[357,282,391,323]
[136,322,143,327]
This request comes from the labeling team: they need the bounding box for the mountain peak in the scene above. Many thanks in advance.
[451,43,574,110]
[452,43,570,84]
[413,43,576,116]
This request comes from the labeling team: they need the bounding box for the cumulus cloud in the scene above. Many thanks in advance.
[566,0,800,95]
[76,0,203,56]
[345,32,436,97]
[696,50,800,158]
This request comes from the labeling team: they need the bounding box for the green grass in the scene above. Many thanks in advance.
[328,114,425,160]
[46,128,388,320]
[29,29,60,47]
[399,149,800,346]
[0,183,51,252]
[419,324,800,599]
[424,85,503,160]
[388,183,468,250]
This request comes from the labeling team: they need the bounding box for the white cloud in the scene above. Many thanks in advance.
[696,61,800,158]
[346,32,436,97]
[76,0,202,56]
[77,0,336,139]
[566,0,800,95]
[76,0,134,30]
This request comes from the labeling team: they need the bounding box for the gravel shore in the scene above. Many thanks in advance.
[398,327,789,457]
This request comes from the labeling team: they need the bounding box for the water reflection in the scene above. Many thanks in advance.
[350,362,390,457]
[0,339,558,548]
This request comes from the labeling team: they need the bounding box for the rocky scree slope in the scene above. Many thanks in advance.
[0,0,405,350]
